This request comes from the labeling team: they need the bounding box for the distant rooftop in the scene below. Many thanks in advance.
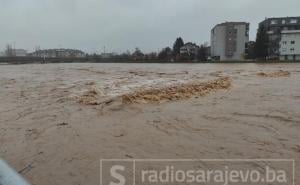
[212,22,249,30]
[259,16,300,25]
[281,30,300,34]
[263,16,300,20]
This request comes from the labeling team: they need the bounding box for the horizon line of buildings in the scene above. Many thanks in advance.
[211,16,300,61]
[0,48,86,58]
[1,16,300,61]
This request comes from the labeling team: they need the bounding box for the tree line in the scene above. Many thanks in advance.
[84,37,209,62]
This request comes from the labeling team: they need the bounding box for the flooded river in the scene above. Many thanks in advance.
[0,63,299,185]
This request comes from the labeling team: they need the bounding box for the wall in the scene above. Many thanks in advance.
[211,26,226,60]
[234,24,249,60]
[280,32,300,60]
[211,23,249,61]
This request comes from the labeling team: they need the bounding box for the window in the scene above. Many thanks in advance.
[271,20,277,24]
[291,41,295,44]
[282,20,286,24]
[290,19,297,24]
[290,48,295,52]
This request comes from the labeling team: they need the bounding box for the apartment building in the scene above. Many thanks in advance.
[279,30,300,60]
[211,22,249,61]
[258,17,300,59]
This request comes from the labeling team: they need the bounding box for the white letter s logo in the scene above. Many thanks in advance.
[109,165,126,185]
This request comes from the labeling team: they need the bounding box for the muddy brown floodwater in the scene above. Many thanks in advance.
[0,63,300,185]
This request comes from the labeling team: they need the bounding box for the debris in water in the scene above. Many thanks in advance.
[18,163,34,175]
[57,122,69,126]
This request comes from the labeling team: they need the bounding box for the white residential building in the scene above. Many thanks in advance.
[279,30,300,61]
[180,42,199,56]
[211,22,249,61]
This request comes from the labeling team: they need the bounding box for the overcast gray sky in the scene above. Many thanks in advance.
[0,0,299,53]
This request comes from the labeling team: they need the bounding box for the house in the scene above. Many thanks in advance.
[180,43,199,56]
[211,22,249,61]
[279,30,300,60]
[258,17,300,59]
